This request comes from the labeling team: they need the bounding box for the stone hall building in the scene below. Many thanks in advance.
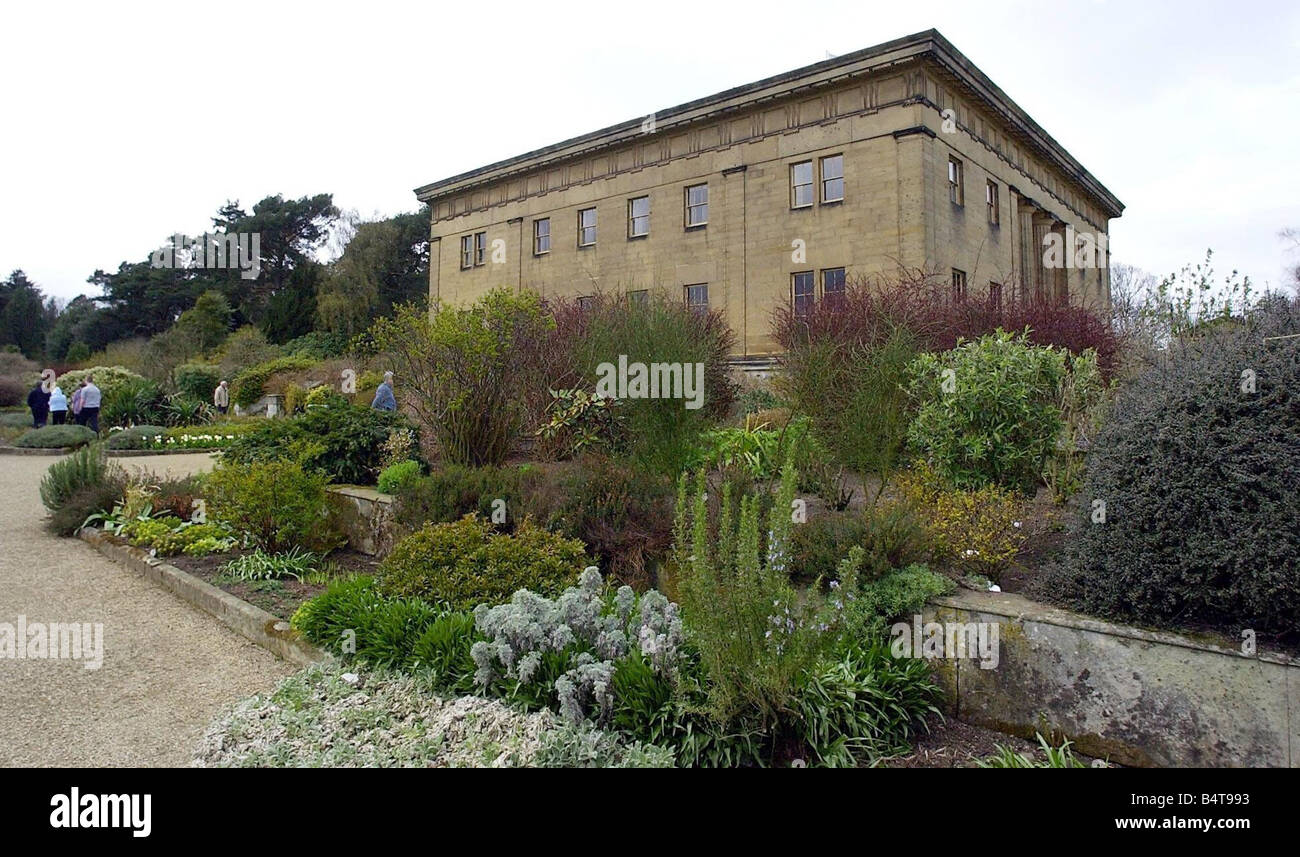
[414,29,1124,358]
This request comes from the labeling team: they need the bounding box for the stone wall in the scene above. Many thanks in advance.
[325,486,400,558]
[923,590,1298,767]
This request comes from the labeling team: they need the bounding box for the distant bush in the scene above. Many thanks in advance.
[1053,295,1300,635]
[205,459,341,553]
[40,444,127,535]
[0,375,26,407]
[845,564,955,639]
[906,330,1065,492]
[101,376,166,428]
[377,515,587,611]
[56,366,144,399]
[173,363,222,402]
[376,460,421,494]
[105,425,169,449]
[220,400,411,484]
[282,330,350,360]
[392,464,530,530]
[16,424,98,449]
[231,356,318,408]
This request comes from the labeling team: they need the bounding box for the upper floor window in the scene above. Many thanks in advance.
[952,268,967,300]
[821,155,844,203]
[460,235,473,269]
[791,161,814,208]
[578,208,597,247]
[685,184,708,228]
[533,218,551,255]
[948,157,964,205]
[684,283,708,311]
[792,271,815,317]
[628,196,650,238]
[474,232,486,266]
[986,180,1000,225]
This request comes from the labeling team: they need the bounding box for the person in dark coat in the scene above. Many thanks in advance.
[27,383,50,428]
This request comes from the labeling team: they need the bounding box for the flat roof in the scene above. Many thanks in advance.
[414,29,1123,218]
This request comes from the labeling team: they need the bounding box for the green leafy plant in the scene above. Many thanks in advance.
[977,733,1089,768]
[16,425,98,449]
[231,356,318,408]
[377,460,422,494]
[534,387,626,460]
[897,464,1026,579]
[40,443,127,535]
[906,329,1066,492]
[205,459,341,553]
[173,363,222,403]
[377,515,587,610]
[104,424,170,450]
[223,547,320,581]
[101,376,166,428]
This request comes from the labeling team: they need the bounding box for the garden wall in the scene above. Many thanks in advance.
[923,590,1299,767]
[326,486,398,557]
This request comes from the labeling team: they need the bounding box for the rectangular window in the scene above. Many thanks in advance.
[576,295,595,312]
[986,180,1000,225]
[473,232,486,266]
[684,283,708,311]
[989,281,1003,309]
[791,161,814,208]
[460,235,473,270]
[948,157,964,205]
[578,208,597,247]
[685,184,708,228]
[821,154,844,203]
[952,268,967,300]
[628,289,649,305]
[822,267,846,305]
[792,271,815,317]
[628,196,650,238]
[533,218,550,255]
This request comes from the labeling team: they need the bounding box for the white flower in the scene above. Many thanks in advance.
[1013,521,1022,528]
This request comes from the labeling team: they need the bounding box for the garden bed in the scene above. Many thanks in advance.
[168,548,381,621]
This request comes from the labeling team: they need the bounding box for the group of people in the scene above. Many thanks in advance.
[25,371,393,432]
[27,375,102,431]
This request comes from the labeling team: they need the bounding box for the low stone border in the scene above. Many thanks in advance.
[78,528,328,668]
[0,446,74,455]
[326,485,400,557]
[923,589,1300,767]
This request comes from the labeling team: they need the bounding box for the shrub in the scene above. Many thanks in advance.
[216,325,282,380]
[791,512,867,582]
[220,399,410,484]
[377,515,587,610]
[368,292,555,466]
[897,465,1027,579]
[40,444,127,535]
[556,292,736,473]
[392,465,530,530]
[16,424,98,449]
[671,463,860,727]
[538,457,675,589]
[101,376,166,427]
[231,355,317,408]
[161,394,213,427]
[377,460,422,494]
[1042,349,1108,503]
[223,547,320,581]
[105,425,169,450]
[1052,296,1300,635]
[533,388,627,460]
[0,375,26,407]
[54,366,143,398]
[205,459,341,553]
[173,363,222,403]
[845,563,955,639]
[906,330,1066,492]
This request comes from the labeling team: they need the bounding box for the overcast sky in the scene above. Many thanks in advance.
[2,0,1297,302]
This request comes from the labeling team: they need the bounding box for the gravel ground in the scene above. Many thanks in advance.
[0,452,295,767]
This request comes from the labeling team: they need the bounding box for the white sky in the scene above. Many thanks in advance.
[2,0,1297,302]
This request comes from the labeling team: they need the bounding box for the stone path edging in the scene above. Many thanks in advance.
[78,528,328,668]
[0,446,222,456]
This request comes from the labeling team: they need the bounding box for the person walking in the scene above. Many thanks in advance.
[213,380,229,415]
[80,375,102,433]
[370,372,396,412]
[71,380,87,425]
[26,382,50,428]
[48,383,68,425]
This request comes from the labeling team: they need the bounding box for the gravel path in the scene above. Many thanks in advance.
[0,452,295,767]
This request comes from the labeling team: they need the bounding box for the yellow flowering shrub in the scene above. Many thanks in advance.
[896,464,1026,579]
